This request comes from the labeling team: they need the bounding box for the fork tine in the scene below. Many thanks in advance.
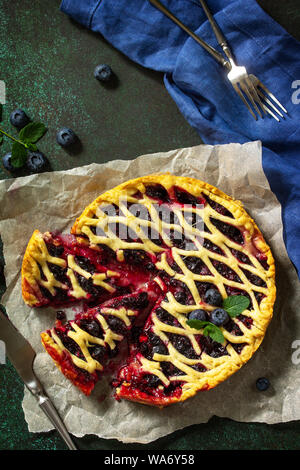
[256,88,284,119]
[232,83,257,120]
[256,81,288,114]
[245,76,267,116]
[260,102,280,122]
[239,80,263,118]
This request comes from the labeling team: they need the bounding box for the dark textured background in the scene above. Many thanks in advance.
[0,0,300,451]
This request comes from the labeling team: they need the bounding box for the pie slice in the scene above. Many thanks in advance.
[22,174,276,406]
[41,290,152,395]
[21,230,155,308]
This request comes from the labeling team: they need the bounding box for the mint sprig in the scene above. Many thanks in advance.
[19,122,47,144]
[187,319,225,344]
[0,120,47,169]
[223,295,250,318]
[186,295,250,344]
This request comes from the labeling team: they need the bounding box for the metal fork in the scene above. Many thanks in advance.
[149,0,287,121]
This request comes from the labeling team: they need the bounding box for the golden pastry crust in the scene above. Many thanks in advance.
[22,173,276,405]
[70,173,276,405]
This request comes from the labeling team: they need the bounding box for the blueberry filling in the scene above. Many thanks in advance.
[48,263,69,283]
[75,255,95,274]
[184,256,211,275]
[212,260,242,283]
[191,363,207,372]
[173,186,199,206]
[224,319,243,336]
[200,336,228,358]
[46,243,64,258]
[210,218,244,244]
[55,328,84,358]
[123,249,149,265]
[77,275,105,297]
[204,194,233,218]
[155,307,176,326]
[160,361,184,377]
[145,184,170,202]
[230,248,252,265]
[106,316,127,335]
[79,319,103,337]
[120,292,149,309]
[231,343,247,354]
[89,345,107,362]
[241,268,267,287]
[168,334,198,359]
[203,238,225,255]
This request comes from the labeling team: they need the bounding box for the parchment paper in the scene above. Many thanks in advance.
[1,141,300,444]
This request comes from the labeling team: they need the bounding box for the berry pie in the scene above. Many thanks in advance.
[22,174,276,406]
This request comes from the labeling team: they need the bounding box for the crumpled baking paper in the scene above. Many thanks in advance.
[1,141,300,444]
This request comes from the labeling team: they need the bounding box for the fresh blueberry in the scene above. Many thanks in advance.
[9,109,30,129]
[210,308,229,326]
[256,377,270,391]
[56,127,77,148]
[2,153,16,172]
[204,288,223,306]
[94,64,113,82]
[188,309,207,322]
[26,151,48,173]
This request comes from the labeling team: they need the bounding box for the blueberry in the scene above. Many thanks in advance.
[94,64,113,82]
[256,377,270,391]
[90,345,106,361]
[210,308,229,326]
[9,109,30,129]
[204,288,223,306]
[56,310,66,321]
[152,344,168,355]
[188,309,207,322]
[2,153,16,172]
[26,151,48,173]
[143,374,161,388]
[81,320,101,337]
[56,127,77,148]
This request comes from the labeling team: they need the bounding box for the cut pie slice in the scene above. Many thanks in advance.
[41,290,153,395]
[21,230,156,308]
[22,174,276,406]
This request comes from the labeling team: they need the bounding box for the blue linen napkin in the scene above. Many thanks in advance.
[60,0,300,276]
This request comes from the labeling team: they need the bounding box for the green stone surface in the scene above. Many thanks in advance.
[0,0,299,450]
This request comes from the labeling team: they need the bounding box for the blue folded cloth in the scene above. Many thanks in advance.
[60,0,300,276]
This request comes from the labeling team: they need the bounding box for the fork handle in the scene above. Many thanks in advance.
[28,378,77,450]
[148,0,229,68]
[39,395,77,450]
[198,0,234,63]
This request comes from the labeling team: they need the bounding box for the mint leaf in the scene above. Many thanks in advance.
[11,142,27,168]
[223,295,250,318]
[25,142,38,151]
[19,122,47,143]
[203,324,225,344]
[186,319,224,344]
[186,319,210,330]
